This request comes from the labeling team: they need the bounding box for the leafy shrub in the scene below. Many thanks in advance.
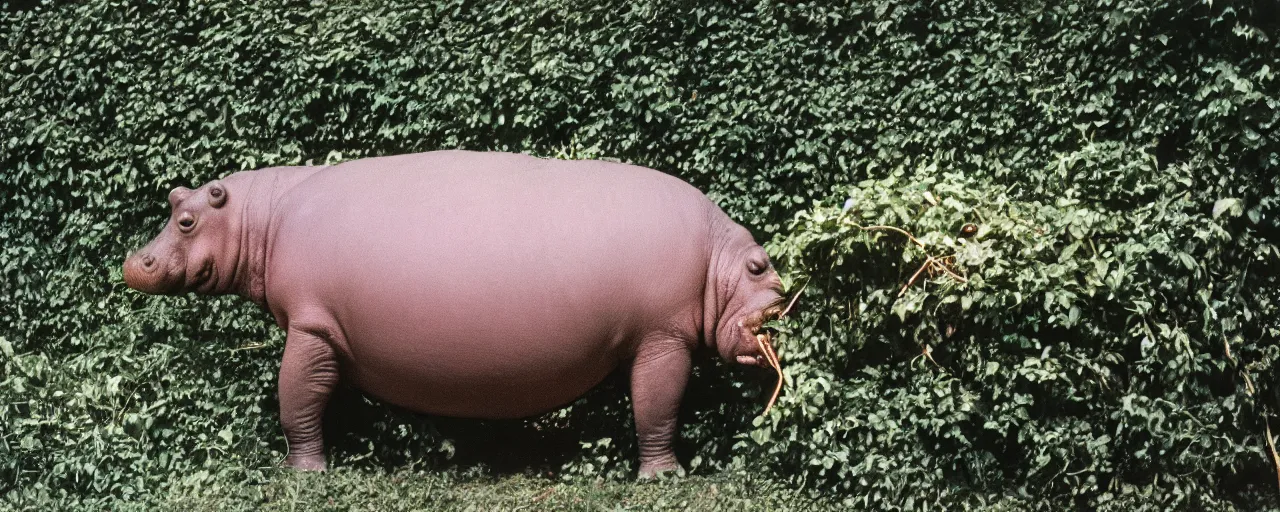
[763,150,1279,509]
[0,0,1276,509]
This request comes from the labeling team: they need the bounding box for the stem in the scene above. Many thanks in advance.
[845,221,927,249]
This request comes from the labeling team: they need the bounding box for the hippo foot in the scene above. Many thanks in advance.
[637,458,683,479]
[283,453,327,471]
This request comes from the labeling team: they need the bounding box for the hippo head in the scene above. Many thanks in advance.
[123,174,252,296]
[708,227,787,370]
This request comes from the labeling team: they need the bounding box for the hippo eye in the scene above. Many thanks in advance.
[207,182,227,208]
[747,259,768,275]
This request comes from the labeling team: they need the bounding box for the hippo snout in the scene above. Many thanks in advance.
[123,251,179,294]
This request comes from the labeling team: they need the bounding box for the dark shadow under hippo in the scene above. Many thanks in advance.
[122,150,785,477]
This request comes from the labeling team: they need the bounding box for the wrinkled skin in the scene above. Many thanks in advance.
[123,150,784,477]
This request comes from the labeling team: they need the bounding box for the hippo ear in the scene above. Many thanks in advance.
[207,181,227,208]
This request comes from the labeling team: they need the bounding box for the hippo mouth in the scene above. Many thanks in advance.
[189,262,217,293]
[731,280,806,415]
[735,301,791,415]
[735,306,783,368]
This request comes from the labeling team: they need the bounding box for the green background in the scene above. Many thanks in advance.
[1,0,1277,509]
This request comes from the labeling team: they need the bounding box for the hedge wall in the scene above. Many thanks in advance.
[1,0,1277,509]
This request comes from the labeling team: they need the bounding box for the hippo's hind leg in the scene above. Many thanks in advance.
[629,337,693,478]
[278,326,340,470]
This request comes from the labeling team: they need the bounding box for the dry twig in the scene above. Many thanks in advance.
[778,278,810,319]
[898,259,933,298]
[857,224,927,248]
[532,487,556,503]
[756,333,784,415]
[1267,419,1280,490]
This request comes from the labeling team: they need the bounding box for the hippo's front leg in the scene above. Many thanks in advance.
[629,338,693,478]
[278,326,340,471]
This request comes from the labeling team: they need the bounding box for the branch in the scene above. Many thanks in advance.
[1267,419,1280,491]
[846,222,927,249]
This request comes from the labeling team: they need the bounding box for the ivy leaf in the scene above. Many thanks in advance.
[1212,198,1243,219]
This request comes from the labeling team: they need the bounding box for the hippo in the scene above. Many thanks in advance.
[122,150,785,477]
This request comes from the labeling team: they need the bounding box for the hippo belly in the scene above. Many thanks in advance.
[327,254,637,419]
[265,151,712,419]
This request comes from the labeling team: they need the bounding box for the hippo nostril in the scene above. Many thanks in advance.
[142,254,156,269]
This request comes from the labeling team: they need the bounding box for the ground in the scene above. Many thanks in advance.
[116,470,845,512]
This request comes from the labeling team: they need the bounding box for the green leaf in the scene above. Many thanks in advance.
[1212,198,1242,219]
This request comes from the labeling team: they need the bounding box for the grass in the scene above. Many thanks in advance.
[104,469,840,512]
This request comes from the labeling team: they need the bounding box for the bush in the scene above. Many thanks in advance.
[1,0,1276,509]
[764,151,1278,509]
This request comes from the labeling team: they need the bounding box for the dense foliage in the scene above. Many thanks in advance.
[2,0,1277,509]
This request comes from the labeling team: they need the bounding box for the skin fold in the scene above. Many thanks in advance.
[123,150,784,477]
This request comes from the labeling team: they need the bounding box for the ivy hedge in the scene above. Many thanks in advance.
[2,0,1278,509]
